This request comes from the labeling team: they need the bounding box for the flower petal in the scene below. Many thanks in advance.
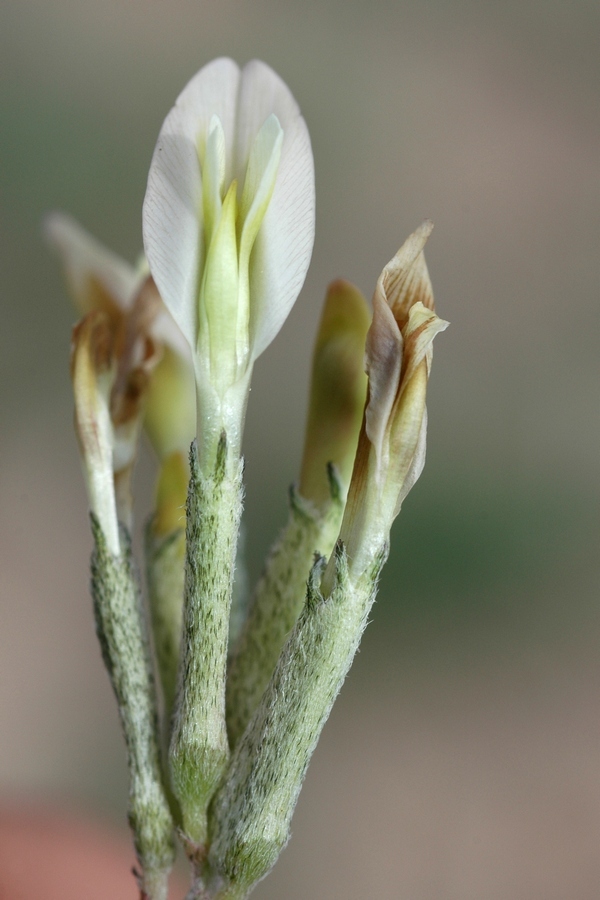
[144,345,196,459]
[299,279,370,507]
[239,114,283,266]
[400,302,449,394]
[143,58,242,349]
[394,409,427,515]
[237,60,315,358]
[202,115,227,248]
[71,311,120,555]
[200,180,240,386]
[144,282,193,362]
[364,287,403,473]
[45,212,139,313]
[238,114,284,361]
[380,220,434,328]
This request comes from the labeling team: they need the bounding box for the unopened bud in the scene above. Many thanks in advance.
[299,279,370,509]
[324,223,448,592]
[144,344,196,463]
[152,451,189,538]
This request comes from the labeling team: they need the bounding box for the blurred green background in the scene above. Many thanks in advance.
[1,0,599,897]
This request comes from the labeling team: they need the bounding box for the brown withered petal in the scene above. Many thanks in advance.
[380,304,447,503]
[110,277,163,429]
[112,366,152,429]
[399,302,449,392]
[376,220,434,330]
[387,359,428,513]
[85,275,126,328]
[364,224,446,472]
[70,311,115,467]
[394,408,427,515]
[70,310,120,555]
[71,310,115,384]
[364,287,403,471]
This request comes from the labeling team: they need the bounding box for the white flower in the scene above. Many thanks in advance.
[142,58,315,466]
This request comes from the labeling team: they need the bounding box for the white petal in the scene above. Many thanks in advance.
[45,211,139,312]
[202,115,226,246]
[236,61,315,358]
[152,306,193,362]
[237,114,283,358]
[117,273,193,365]
[143,58,241,349]
[239,114,283,253]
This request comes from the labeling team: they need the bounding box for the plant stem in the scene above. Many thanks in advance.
[169,437,243,850]
[90,516,175,900]
[226,480,343,747]
[208,544,386,895]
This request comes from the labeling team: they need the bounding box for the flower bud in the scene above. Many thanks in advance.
[299,279,370,509]
[150,451,188,540]
[144,344,196,465]
[324,222,448,591]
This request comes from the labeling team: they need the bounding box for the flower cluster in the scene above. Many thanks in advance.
[48,57,447,900]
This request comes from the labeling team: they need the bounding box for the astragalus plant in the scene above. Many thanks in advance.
[47,57,447,900]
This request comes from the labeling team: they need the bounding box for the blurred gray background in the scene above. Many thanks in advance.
[1,0,599,897]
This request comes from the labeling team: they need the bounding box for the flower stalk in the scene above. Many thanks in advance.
[91,517,175,900]
[207,546,384,898]
[225,477,344,749]
[169,438,243,856]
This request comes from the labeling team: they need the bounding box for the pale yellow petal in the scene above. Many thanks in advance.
[299,279,370,507]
